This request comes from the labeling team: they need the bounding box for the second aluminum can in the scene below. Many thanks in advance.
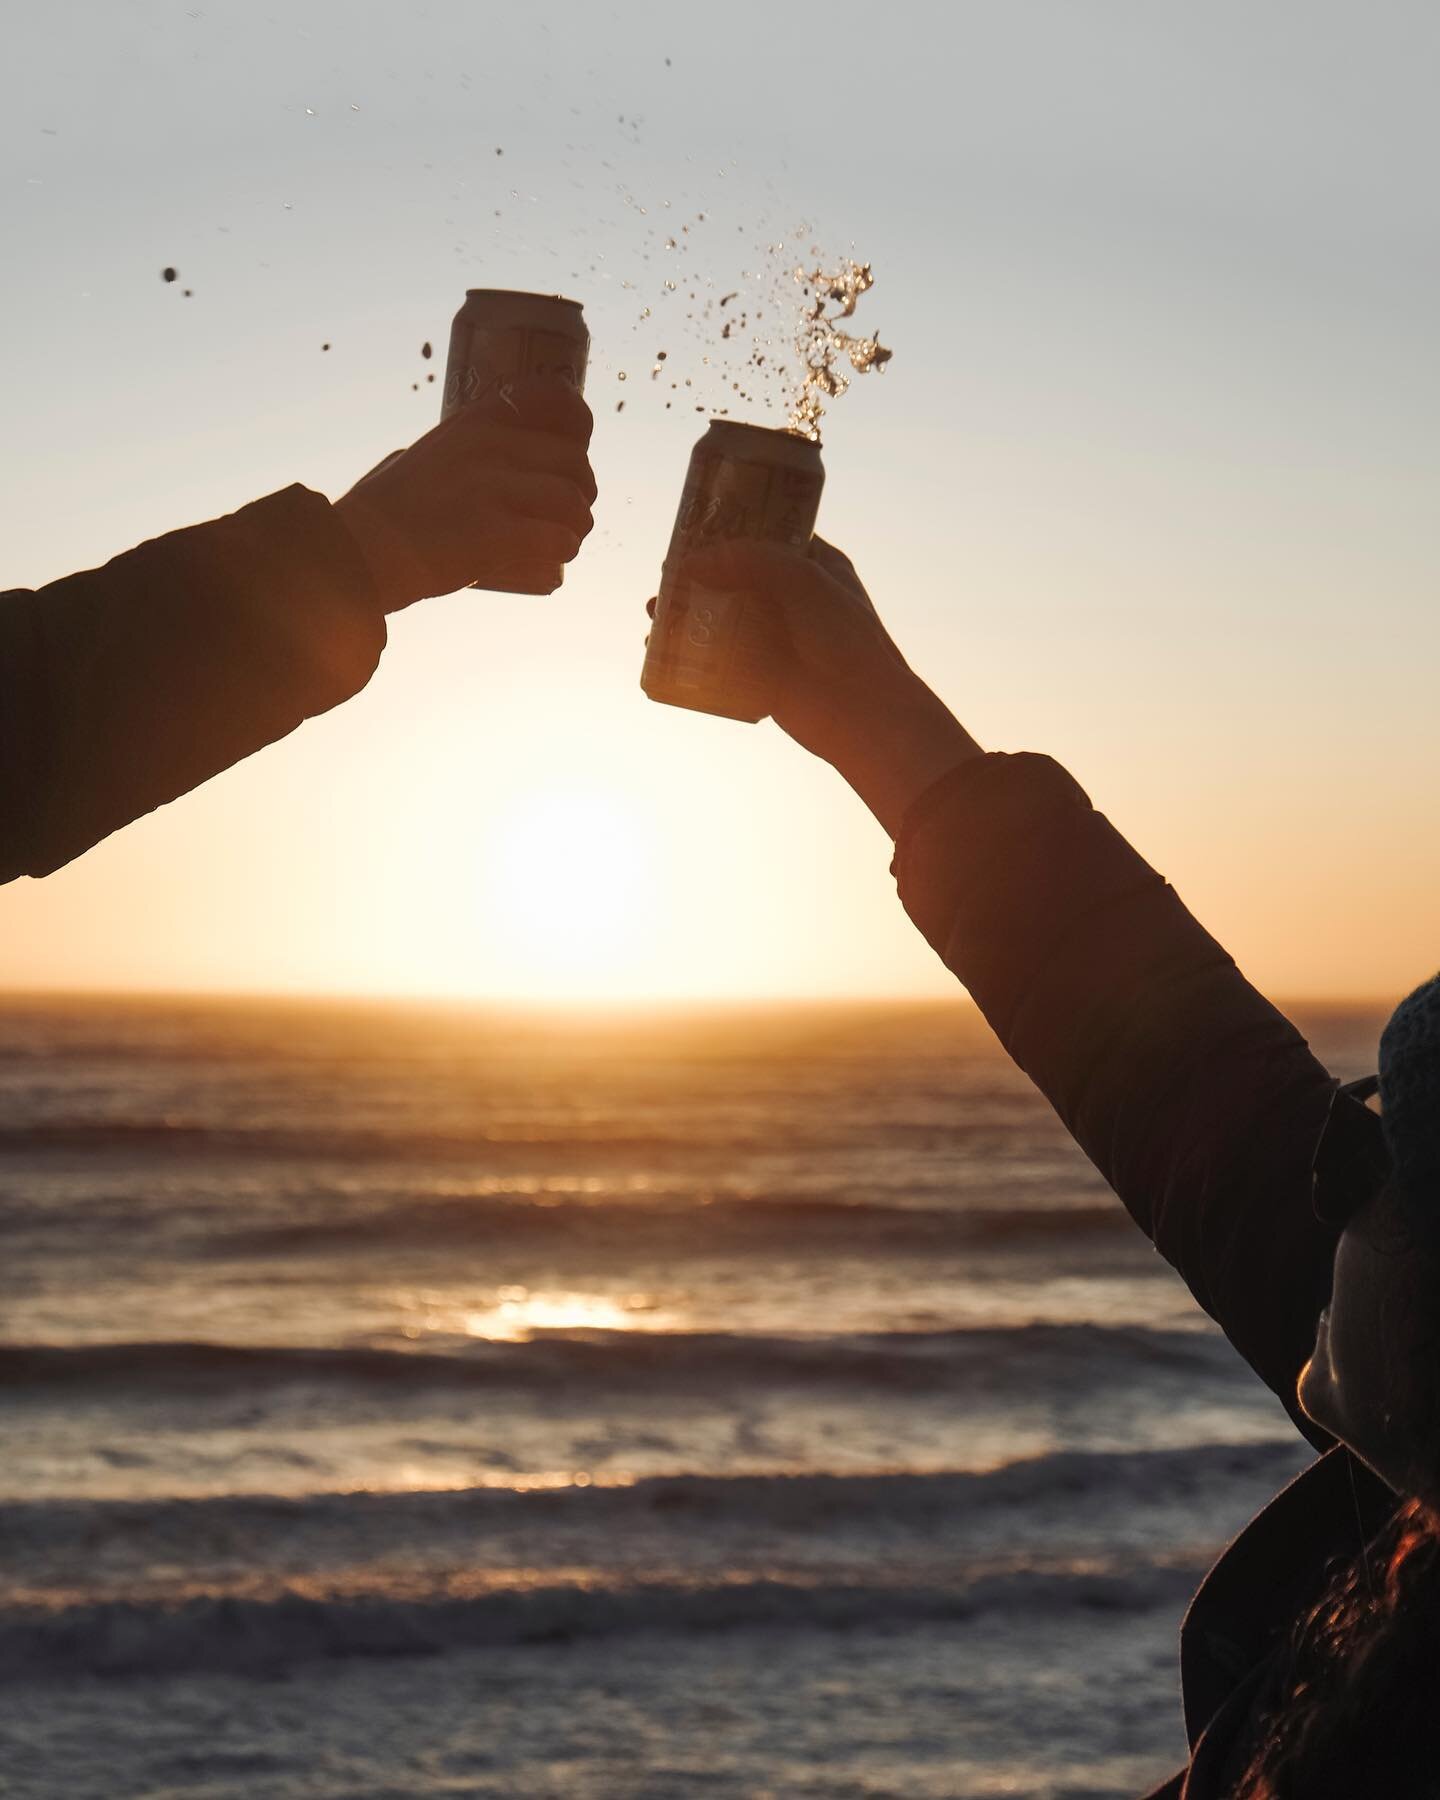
[641,420,825,723]
[441,289,590,594]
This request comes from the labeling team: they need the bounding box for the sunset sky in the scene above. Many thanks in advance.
[3,0,1438,1004]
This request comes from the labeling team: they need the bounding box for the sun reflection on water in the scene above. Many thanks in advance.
[395,1284,679,1342]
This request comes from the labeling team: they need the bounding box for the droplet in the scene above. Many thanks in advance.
[161,267,177,283]
[421,341,433,359]
[617,370,627,381]
[322,343,331,351]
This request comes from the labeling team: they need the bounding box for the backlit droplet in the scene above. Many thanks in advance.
[787,259,891,440]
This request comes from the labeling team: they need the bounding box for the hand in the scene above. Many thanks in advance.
[664,537,982,836]
[335,377,596,610]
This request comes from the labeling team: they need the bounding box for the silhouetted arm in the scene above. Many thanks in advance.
[0,486,386,884]
[893,751,1356,1437]
[647,535,1384,1435]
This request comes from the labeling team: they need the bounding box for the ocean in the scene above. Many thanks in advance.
[0,994,1384,1799]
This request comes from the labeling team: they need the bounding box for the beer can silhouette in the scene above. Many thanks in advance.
[441,290,589,594]
[642,421,824,722]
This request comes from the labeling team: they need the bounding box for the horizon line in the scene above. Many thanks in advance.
[0,983,1403,1014]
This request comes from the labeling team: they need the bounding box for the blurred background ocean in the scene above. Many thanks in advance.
[0,994,1381,1798]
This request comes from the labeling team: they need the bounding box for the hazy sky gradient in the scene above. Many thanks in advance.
[4,0,1438,1002]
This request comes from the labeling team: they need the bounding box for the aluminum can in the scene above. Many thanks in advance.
[641,421,825,722]
[441,289,590,594]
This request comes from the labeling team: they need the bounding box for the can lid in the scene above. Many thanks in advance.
[463,289,585,310]
[702,418,823,467]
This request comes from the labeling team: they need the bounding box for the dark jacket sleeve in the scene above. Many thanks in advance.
[893,751,1373,1438]
[0,485,386,883]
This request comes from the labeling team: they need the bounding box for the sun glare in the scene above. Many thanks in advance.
[478,783,662,998]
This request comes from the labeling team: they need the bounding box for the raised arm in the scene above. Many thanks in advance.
[1,379,594,885]
[679,537,1381,1437]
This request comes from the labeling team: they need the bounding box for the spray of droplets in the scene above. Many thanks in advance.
[601,199,891,439]
[390,102,891,438]
[787,260,891,440]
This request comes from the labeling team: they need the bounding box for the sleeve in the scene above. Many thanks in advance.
[893,751,1372,1437]
[0,485,386,884]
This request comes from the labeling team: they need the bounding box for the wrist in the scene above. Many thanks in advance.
[333,493,428,613]
[835,677,983,838]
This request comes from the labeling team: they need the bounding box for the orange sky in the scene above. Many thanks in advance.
[4,2,1438,1008]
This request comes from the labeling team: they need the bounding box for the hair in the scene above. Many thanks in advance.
[1230,1496,1440,1798]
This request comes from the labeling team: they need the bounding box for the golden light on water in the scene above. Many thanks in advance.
[396,1284,678,1342]
[378,1467,637,1495]
[469,1286,673,1340]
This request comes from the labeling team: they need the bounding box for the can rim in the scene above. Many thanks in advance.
[700,418,823,458]
[703,418,814,441]
[462,289,585,310]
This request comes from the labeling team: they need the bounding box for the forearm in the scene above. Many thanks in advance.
[0,486,385,883]
[892,751,1342,1424]
[827,677,984,840]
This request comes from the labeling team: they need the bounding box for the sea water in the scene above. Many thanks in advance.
[0,995,1381,1798]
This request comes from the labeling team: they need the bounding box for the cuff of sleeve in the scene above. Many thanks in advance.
[241,483,385,614]
[221,484,388,709]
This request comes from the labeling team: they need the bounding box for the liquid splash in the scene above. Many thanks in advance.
[788,260,892,441]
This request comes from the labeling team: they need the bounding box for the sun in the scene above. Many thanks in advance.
[478,781,662,998]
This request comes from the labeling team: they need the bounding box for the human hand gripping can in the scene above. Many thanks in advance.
[641,421,825,723]
[441,289,590,594]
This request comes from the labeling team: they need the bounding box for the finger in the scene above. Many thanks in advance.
[507,519,586,568]
[348,447,407,492]
[675,540,861,648]
[810,537,861,582]
[678,538,813,595]
[471,375,594,446]
[492,469,595,542]
[465,427,597,503]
